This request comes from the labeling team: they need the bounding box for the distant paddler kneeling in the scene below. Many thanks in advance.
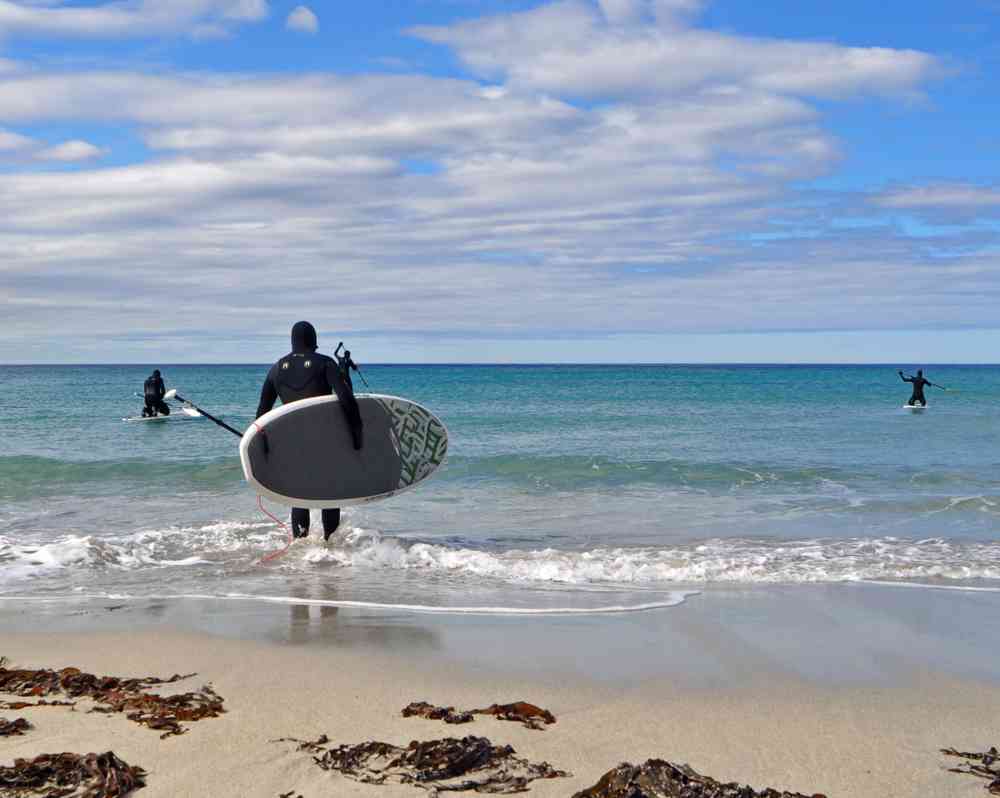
[141,369,170,417]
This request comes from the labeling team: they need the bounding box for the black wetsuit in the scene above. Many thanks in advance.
[338,353,360,391]
[142,372,170,417]
[900,373,931,406]
[256,322,364,540]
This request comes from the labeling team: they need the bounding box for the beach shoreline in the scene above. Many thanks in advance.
[3,589,1000,797]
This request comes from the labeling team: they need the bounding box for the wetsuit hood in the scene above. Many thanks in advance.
[152,369,160,378]
[291,321,318,353]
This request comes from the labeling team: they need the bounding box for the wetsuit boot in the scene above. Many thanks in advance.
[291,507,310,539]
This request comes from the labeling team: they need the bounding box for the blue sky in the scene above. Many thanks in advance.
[1,0,998,363]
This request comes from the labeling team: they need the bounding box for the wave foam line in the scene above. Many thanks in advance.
[0,591,696,616]
[861,580,1000,593]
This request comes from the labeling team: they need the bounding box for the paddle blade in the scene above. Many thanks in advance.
[164,388,177,400]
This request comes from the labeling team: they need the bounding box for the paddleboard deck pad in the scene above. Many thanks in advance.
[240,393,448,507]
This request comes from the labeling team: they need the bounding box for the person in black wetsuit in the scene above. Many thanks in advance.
[335,346,361,391]
[142,370,170,417]
[256,321,363,541]
[898,369,940,407]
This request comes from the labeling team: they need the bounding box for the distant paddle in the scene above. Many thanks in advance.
[165,389,243,438]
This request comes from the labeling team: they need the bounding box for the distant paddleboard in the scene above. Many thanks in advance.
[123,414,171,423]
[902,404,927,413]
[240,394,448,507]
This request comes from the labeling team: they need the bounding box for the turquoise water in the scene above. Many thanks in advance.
[1,364,999,611]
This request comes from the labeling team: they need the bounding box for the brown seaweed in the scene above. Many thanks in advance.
[472,703,555,731]
[942,746,1000,794]
[0,751,146,798]
[0,716,32,736]
[572,760,826,798]
[402,700,555,730]
[279,734,569,795]
[402,702,474,725]
[0,699,75,710]
[0,661,223,738]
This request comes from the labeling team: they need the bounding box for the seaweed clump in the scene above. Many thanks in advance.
[942,746,1000,794]
[0,662,224,739]
[402,700,556,730]
[280,734,569,795]
[0,716,32,736]
[572,760,826,798]
[0,751,146,798]
[402,702,474,725]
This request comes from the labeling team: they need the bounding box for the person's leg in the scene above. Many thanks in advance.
[156,399,170,416]
[144,400,155,416]
[321,508,341,542]
[291,507,310,538]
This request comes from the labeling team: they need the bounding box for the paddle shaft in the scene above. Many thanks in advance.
[172,393,244,438]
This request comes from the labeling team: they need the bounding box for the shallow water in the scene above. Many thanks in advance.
[1,364,999,613]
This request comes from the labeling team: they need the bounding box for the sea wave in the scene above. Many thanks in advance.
[3,521,1000,589]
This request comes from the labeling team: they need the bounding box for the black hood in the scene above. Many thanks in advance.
[291,321,318,353]
[152,369,160,378]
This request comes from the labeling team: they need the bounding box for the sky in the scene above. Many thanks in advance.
[0,0,998,364]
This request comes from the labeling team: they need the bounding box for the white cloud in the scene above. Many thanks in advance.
[0,126,33,150]
[0,0,990,361]
[35,139,105,161]
[0,0,269,40]
[875,183,1000,210]
[0,128,105,161]
[285,4,318,34]
[410,0,937,100]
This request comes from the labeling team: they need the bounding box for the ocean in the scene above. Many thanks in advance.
[1,364,999,615]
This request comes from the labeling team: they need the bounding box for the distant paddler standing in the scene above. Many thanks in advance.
[334,342,369,391]
[898,368,945,408]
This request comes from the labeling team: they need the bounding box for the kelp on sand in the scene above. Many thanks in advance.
[401,701,556,730]
[0,751,146,798]
[942,746,1000,794]
[572,759,826,798]
[277,734,570,794]
[0,659,224,739]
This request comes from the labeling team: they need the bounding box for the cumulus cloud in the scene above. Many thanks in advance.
[285,4,317,34]
[0,0,268,40]
[0,0,991,361]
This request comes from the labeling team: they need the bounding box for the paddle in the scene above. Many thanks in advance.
[164,389,244,438]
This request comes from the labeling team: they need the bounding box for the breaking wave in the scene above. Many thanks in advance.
[3,521,1000,590]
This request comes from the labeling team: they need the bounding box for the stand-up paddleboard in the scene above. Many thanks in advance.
[123,404,202,422]
[902,404,927,413]
[240,394,448,507]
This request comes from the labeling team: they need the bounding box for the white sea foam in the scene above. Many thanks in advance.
[4,522,1000,590]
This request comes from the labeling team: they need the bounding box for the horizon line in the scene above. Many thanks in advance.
[2,362,999,368]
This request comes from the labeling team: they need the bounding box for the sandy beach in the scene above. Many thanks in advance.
[3,589,1000,798]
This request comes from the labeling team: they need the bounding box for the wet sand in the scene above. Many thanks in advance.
[2,585,999,797]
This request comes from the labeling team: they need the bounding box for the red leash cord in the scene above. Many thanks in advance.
[257,495,293,564]
[252,423,294,564]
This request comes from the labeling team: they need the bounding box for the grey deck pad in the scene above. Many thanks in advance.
[242,394,447,507]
